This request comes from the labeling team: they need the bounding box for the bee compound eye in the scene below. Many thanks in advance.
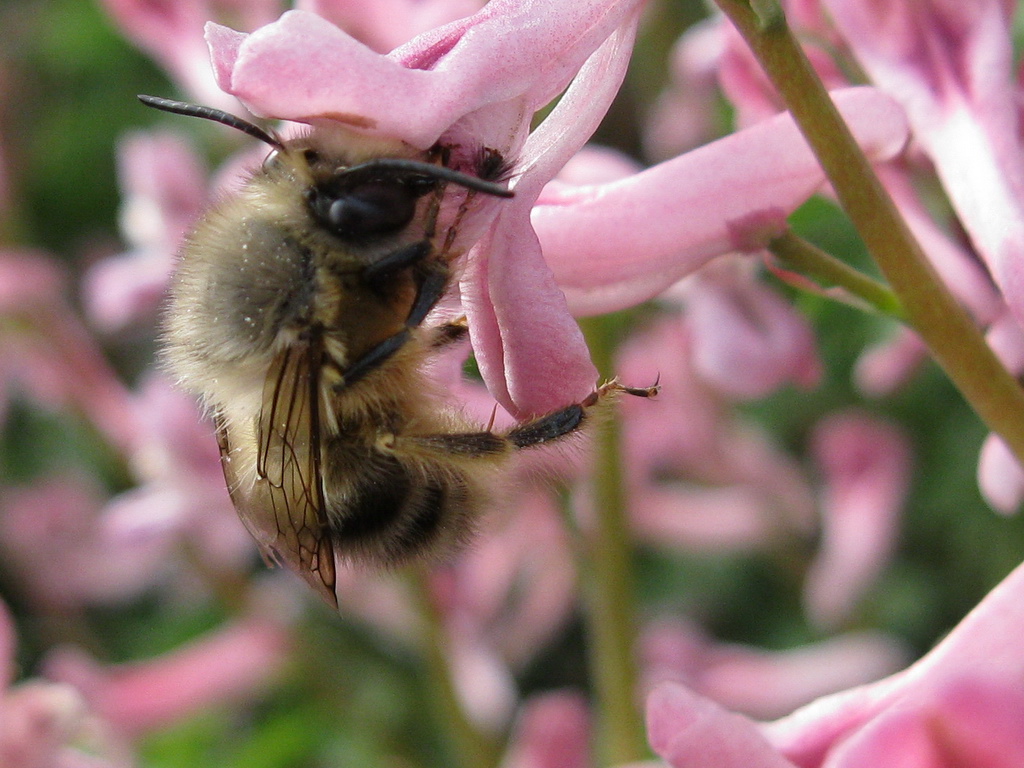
[323,181,419,239]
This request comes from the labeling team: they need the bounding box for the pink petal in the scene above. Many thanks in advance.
[533,87,909,316]
[853,327,927,396]
[631,484,776,552]
[458,13,639,415]
[766,560,1024,763]
[825,678,1024,768]
[683,265,822,399]
[210,11,435,139]
[298,0,482,54]
[826,0,1024,324]
[501,691,591,768]
[45,610,290,736]
[461,212,597,417]
[803,412,911,629]
[646,682,798,768]
[210,0,644,150]
[978,432,1024,514]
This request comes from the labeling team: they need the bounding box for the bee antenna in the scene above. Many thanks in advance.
[138,95,285,151]
[342,158,515,199]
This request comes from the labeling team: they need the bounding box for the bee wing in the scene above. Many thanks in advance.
[217,340,338,608]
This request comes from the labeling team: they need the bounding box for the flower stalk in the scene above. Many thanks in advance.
[578,314,649,766]
[714,0,1024,464]
[768,230,905,320]
[409,568,499,768]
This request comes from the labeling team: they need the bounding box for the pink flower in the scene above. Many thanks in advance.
[83,131,207,332]
[44,589,292,737]
[533,87,907,319]
[803,412,912,630]
[499,691,591,768]
[641,619,908,721]
[204,3,907,416]
[646,558,1024,768]
[0,600,133,768]
[680,259,822,399]
[0,476,172,608]
[826,0,1024,326]
[0,252,137,454]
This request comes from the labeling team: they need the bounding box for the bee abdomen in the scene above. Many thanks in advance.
[327,452,476,565]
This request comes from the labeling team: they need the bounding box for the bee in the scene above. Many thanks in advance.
[140,95,657,607]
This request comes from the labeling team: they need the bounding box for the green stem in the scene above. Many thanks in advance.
[578,315,648,766]
[714,0,1024,464]
[768,230,905,319]
[409,568,499,768]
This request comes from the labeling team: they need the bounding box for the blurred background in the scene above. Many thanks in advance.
[1,0,1022,766]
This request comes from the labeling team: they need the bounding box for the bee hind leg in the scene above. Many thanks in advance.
[508,379,659,448]
[395,380,660,457]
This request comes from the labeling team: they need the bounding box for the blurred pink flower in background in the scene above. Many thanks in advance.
[643,17,724,162]
[680,260,822,399]
[640,619,908,721]
[803,411,911,630]
[0,600,133,768]
[101,0,281,108]
[0,476,171,609]
[0,252,137,455]
[83,131,207,333]
[617,315,817,552]
[45,586,292,738]
[499,691,591,768]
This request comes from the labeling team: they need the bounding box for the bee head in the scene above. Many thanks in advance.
[138,94,514,243]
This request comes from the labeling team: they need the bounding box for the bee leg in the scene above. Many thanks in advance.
[362,241,432,289]
[431,317,469,349]
[396,381,660,455]
[506,380,659,448]
[340,259,452,391]
[336,329,412,388]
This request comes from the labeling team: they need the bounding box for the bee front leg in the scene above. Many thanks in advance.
[338,254,451,392]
